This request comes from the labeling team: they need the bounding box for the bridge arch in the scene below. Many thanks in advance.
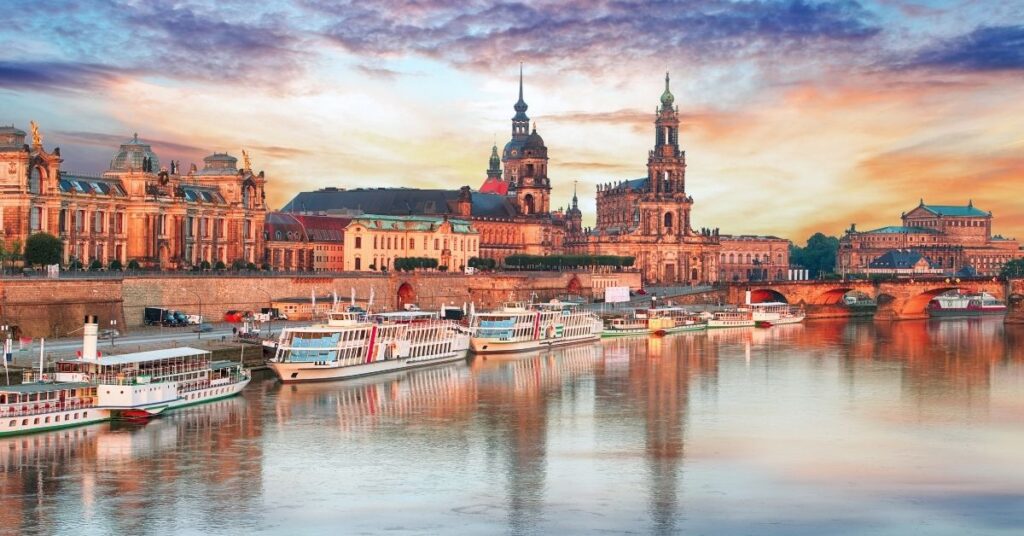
[901,287,961,316]
[749,288,788,304]
[812,287,855,305]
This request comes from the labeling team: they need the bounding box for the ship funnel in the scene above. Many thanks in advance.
[82,315,99,361]
[744,290,752,305]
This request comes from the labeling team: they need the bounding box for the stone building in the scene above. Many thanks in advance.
[718,234,791,282]
[283,68,573,263]
[263,212,347,272]
[0,123,267,269]
[342,214,479,272]
[839,200,1024,276]
[573,74,721,284]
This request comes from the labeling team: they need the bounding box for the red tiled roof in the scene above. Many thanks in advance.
[479,177,508,195]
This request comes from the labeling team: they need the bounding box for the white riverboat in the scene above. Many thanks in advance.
[269,310,470,383]
[0,316,249,437]
[602,307,706,337]
[928,291,1007,317]
[470,301,603,354]
[706,309,755,329]
[749,302,806,325]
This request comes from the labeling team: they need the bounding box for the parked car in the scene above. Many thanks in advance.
[192,323,214,333]
[223,310,244,323]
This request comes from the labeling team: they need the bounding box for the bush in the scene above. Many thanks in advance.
[438,265,448,272]
[503,254,635,271]
[393,257,439,271]
[88,260,103,272]
[261,262,271,271]
[127,259,141,271]
[67,258,83,271]
[246,262,257,270]
[231,259,247,271]
[214,260,226,271]
[199,260,211,271]
[108,259,123,271]
[24,232,63,267]
[468,257,497,271]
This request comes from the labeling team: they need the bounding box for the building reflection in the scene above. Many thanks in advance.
[470,344,604,534]
[0,395,262,534]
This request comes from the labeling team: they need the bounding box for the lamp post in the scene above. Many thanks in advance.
[110,319,117,347]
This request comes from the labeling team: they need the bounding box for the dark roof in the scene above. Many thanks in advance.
[265,212,349,242]
[868,250,935,269]
[622,177,648,189]
[282,187,521,220]
[59,175,127,197]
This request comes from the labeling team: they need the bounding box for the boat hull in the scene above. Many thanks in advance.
[470,334,599,354]
[270,351,468,383]
[706,320,755,329]
[928,307,1007,318]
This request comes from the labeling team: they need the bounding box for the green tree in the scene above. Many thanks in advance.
[1000,259,1024,278]
[127,259,141,271]
[790,233,840,278]
[214,260,226,271]
[199,260,211,271]
[88,259,103,272]
[108,259,123,271]
[24,233,63,267]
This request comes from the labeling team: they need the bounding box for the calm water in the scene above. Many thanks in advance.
[1,319,1023,535]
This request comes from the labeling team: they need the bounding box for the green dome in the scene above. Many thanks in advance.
[660,72,674,107]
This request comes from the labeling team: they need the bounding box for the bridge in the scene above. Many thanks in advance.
[664,278,1024,320]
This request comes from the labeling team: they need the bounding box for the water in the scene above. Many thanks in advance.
[1,319,1022,535]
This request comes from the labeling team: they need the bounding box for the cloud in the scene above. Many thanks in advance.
[907,25,1024,72]
[313,0,882,72]
[0,61,127,92]
[55,130,207,155]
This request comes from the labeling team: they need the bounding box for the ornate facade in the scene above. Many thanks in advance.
[839,200,1024,277]
[263,212,347,272]
[0,124,266,269]
[284,67,572,263]
[718,235,791,282]
[574,74,720,284]
[343,215,479,272]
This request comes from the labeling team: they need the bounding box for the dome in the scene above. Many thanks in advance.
[198,152,238,174]
[660,72,674,108]
[0,126,27,149]
[110,133,160,172]
[523,128,545,150]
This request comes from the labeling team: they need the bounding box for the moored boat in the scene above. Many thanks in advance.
[269,310,470,383]
[927,291,1006,317]
[0,316,249,437]
[706,309,755,329]
[749,302,806,325]
[470,301,603,354]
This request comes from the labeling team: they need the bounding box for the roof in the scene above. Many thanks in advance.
[180,185,226,204]
[349,214,476,234]
[862,225,939,235]
[210,360,240,371]
[622,177,648,189]
[0,382,90,395]
[919,203,989,217]
[59,175,128,197]
[64,346,210,367]
[868,250,935,269]
[282,187,522,221]
[479,176,509,195]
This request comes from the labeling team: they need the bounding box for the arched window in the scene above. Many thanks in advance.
[664,212,673,229]
[523,194,535,215]
[29,167,42,194]
[354,257,361,270]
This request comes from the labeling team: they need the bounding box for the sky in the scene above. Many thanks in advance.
[1,0,1022,243]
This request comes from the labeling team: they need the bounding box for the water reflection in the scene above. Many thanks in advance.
[2,320,1022,535]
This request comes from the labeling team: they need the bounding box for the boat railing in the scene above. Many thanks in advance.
[0,399,98,417]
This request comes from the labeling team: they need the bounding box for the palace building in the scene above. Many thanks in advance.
[572,74,723,284]
[0,123,267,269]
[839,200,1024,277]
[283,67,576,263]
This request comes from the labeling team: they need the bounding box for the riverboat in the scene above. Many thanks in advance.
[0,316,249,437]
[646,307,707,335]
[269,310,470,383]
[749,302,806,325]
[602,311,650,337]
[470,301,603,354]
[706,309,755,329]
[928,291,1007,317]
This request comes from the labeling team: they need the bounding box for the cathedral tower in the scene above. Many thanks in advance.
[647,72,686,196]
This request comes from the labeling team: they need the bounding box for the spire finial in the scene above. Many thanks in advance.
[660,72,675,107]
[519,62,524,102]
[665,71,670,91]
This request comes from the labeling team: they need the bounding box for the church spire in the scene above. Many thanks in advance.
[572,180,579,210]
[511,62,530,138]
[487,143,501,179]
[660,71,674,109]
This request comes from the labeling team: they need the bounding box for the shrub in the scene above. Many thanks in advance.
[199,260,211,271]
[127,259,142,271]
[214,261,226,271]
[108,259,123,271]
[88,260,103,272]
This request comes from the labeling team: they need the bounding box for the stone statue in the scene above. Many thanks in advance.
[242,149,252,172]
[29,120,42,147]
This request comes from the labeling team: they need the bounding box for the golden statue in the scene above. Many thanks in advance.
[29,120,42,148]
[242,149,252,172]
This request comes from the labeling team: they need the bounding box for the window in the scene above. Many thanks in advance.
[434,239,439,250]
[355,257,361,270]
[355,236,362,249]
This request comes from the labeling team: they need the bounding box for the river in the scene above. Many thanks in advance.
[1,318,1022,535]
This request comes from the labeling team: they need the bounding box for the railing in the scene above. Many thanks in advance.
[0,399,97,417]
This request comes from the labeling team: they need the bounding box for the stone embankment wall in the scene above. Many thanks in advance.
[1,271,641,337]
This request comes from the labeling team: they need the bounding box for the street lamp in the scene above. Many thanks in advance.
[110,319,117,347]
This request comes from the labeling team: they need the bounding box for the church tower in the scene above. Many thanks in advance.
[647,72,687,195]
[499,64,551,216]
[479,143,507,195]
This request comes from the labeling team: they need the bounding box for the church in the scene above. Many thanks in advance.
[282,67,579,264]
[570,74,723,284]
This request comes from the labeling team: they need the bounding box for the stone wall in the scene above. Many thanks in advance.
[1,270,641,336]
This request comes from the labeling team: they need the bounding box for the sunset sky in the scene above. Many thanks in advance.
[2,0,1022,243]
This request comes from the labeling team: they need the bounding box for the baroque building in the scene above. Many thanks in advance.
[718,234,790,282]
[283,67,570,263]
[0,123,266,269]
[574,74,721,284]
[839,200,1024,277]
[343,215,479,272]
[263,212,347,272]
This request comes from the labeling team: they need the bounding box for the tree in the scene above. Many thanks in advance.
[214,260,226,271]
[246,262,258,271]
[199,260,211,271]
[231,259,247,271]
[1000,259,1024,278]
[67,258,83,271]
[108,259,123,271]
[790,233,840,278]
[127,259,141,271]
[88,259,103,272]
[24,233,62,267]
